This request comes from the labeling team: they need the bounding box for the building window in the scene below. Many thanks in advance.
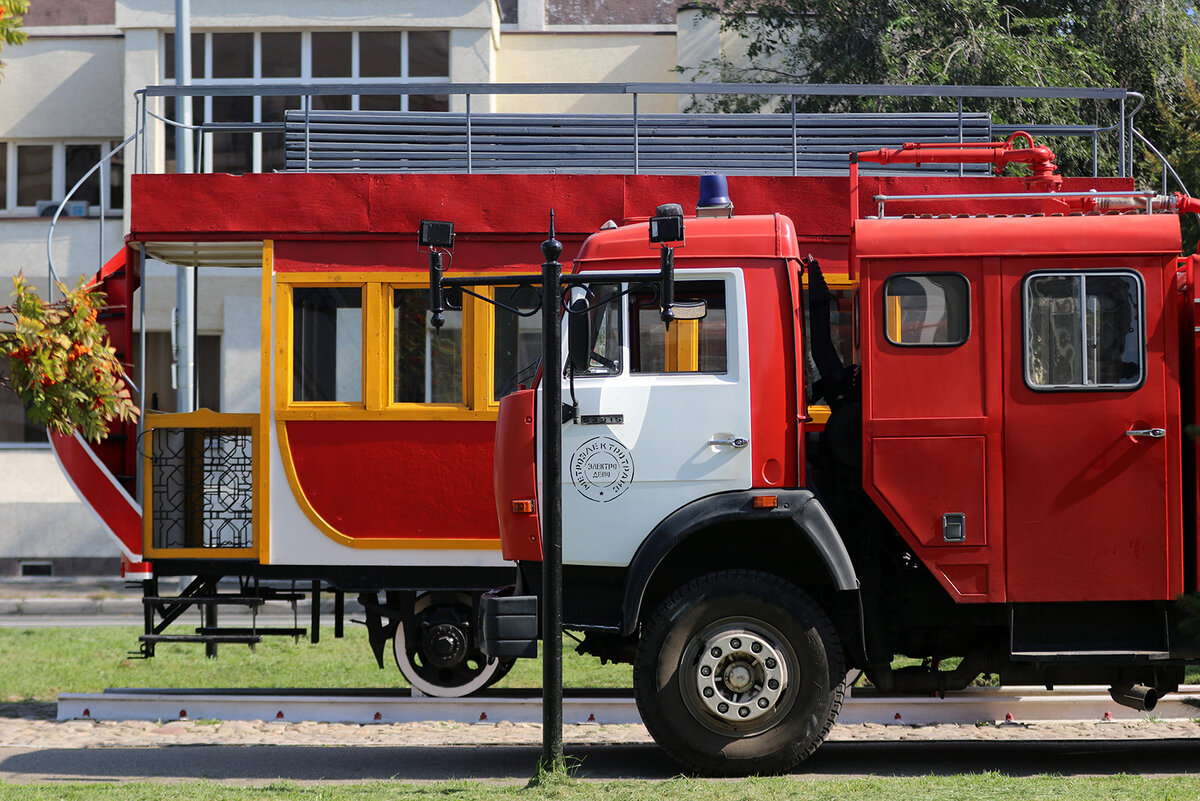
[883,273,970,347]
[1024,271,1144,390]
[0,140,124,216]
[163,30,451,174]
[0,363,45,445]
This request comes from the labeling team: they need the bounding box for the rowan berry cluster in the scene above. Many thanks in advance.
[1,274,138,442]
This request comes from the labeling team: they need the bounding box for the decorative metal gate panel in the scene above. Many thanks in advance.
[143,412,259,558]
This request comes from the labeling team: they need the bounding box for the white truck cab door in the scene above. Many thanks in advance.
[545,269,753,568]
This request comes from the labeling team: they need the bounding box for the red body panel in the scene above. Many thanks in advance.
[286,420,498,541]
[51,431,141,557]
[860,254,1003,602]
[1000,253,1182,602]
[494,389,541,561]
[859,214,1184,604]
[131,173,1130,243]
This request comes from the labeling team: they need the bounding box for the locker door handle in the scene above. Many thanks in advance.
[1125,428,1166,438]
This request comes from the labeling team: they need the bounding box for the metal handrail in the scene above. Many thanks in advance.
[132,82,1143,181]
[1132,126,1192,197]
[872,190,1160,218]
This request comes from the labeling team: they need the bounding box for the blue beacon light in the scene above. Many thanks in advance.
[697,175,733,217]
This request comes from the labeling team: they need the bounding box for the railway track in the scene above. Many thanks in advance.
[57,685,1200,726]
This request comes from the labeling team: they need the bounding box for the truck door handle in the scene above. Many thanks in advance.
[1125,428,1166,438]
[708,437,749,449]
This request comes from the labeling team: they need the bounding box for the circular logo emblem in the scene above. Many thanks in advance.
[570,437,634,503]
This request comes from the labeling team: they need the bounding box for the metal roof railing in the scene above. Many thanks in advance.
[129,82,1156,183]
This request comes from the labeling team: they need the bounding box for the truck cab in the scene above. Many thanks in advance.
[490,176,1200,776]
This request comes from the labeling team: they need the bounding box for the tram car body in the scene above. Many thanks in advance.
[54,157,1143,697]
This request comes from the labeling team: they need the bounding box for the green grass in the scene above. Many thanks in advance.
[0,625,1194,702]
[0,626,629,702]
[3,774,1200,800]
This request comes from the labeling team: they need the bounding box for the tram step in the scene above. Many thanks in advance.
[139,634,262,645]
[254,593,306,603]
[195,627,307,637]
[142,596,265,606]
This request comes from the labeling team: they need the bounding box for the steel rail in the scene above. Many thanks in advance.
[57,685,1200,726]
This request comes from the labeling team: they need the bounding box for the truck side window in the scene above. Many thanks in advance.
[393,287,463,403]
[292,286,363,402]
[583,283,623,376]
[629,280,727,374]
[1024,271,1143,390]
[883,273,969,346]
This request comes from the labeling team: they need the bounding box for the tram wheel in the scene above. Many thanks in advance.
[393,592,512,697]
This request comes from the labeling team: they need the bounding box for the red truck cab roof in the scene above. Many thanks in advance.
[574,213,804,268]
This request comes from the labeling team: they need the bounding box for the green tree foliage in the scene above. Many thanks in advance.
[1,275,139,442]
[692,0,1200,245]
[0,0,29,73]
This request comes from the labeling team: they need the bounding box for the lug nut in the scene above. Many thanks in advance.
[710,647,722,658]
[718,702,729,714]
[700,665,712,677]
[768,678,779,690]
[730,638,742,649]
[758,697,770,708]
[703,687,714,698]
[738,706,750,718]
[765,658,777,669]
[751,642,762,653]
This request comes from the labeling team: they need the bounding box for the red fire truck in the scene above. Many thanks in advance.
[482,136,1200,774]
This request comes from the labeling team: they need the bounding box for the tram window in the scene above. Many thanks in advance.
[494,285,543,399]
[292,286,363,403]
[394,287,463,404]
[1024,271,1143,390]
[883,273,969,346]
[629,280,726,374]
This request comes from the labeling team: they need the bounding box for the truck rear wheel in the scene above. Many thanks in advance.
[633,570,845,776]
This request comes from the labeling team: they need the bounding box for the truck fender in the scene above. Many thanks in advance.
[619,490,858,636]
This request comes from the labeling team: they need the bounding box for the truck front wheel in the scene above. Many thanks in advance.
[633,570,845,776]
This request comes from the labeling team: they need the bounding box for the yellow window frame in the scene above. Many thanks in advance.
[276,272,507,422]
[275,274,370,419]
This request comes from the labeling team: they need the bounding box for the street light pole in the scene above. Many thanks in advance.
[539,221,565,773]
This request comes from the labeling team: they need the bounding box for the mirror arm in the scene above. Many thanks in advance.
[659,245,675,327]
[428,249,446,330]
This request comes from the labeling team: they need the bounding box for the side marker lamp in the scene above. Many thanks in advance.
[511,500,535,514]
[752,495,778,509]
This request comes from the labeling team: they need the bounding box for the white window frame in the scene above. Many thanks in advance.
[161,30,450,174]
[0,140,123,217]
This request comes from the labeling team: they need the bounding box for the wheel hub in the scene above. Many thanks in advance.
[694,629,787,725]
[422,623,467,668]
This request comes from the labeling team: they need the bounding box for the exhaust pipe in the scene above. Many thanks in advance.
[1109,683,1158,712]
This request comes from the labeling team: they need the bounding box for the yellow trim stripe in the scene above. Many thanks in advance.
[260,241,273,563]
